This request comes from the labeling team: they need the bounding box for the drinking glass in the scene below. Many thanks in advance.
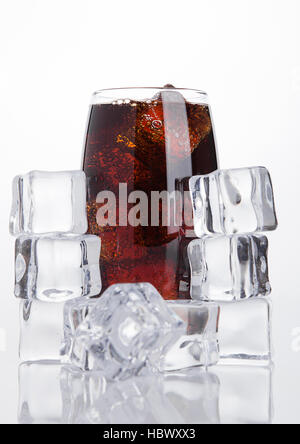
[82,86,218,299]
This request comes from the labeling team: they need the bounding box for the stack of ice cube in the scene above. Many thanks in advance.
[9,171,188,374]
[188,166,278,365]
[10,170,102,361]
[10,166,277,383]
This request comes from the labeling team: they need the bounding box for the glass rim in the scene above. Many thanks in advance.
[93,86,207,94]
[91,87,209,105]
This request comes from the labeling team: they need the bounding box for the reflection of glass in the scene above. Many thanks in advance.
[18,362,273,424]
[82,87,218,300]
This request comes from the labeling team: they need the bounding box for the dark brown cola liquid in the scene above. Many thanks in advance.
[83,93,218,300]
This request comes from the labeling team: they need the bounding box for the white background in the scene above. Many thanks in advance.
[0,0,299,423]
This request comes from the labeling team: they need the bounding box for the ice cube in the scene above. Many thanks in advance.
[190,167,278,236]
[188,234,271,301]
[62,297,98,359]
[19,300,65,362]
[68,283,185,380]
[162,301,220,371]
[15,234,101,302]
[135,89,212,164]
[18,362,64,424]
[218,298,272,365]
[10,170,87,235]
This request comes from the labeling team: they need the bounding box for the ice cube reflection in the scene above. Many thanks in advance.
[18,362,273,424]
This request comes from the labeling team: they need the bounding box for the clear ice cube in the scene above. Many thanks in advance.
[19,300,65,362]
[62,297,98,359]
[10,170,88,235]
[188,234,271,301]
[69,283,185,380]
[162,301,220,371]
[218,298,272,365]
[15,234,101,302]
[189,167,278,236]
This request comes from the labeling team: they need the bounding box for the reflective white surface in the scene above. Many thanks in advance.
[17,362,272,424]
[0,290,300,424]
